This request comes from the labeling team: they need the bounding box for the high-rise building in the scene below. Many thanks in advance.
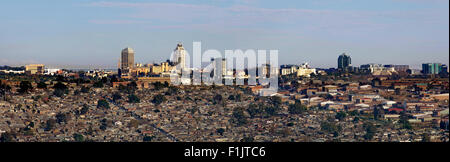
[422,63,442,74]
[384,64,409,72]
[441,64,448,73]
[121,47,135,75]
[25,64,45,75]
[173,43,186,70]
[338,53,351,70]
[221,58,227,76]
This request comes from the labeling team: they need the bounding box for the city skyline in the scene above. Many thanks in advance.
[0,0,448,69]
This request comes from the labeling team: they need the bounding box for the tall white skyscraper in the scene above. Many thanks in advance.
[173,43,186,70]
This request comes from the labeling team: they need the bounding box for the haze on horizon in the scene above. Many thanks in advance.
[0,0,448,69]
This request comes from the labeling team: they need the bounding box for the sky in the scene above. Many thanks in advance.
[0,0,448,69]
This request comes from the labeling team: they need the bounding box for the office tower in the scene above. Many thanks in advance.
[174,43,186,70]
[25,64,44,75]
[441,64,448,73]
[338,53,351,70]
[422,63,442,74]
[121,47,135,75]
[383,64,409,72]
[222,58,227,76]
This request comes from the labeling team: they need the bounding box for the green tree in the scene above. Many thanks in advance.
[93,81,104,88]
[112,92,122,102]
[399,112,412,130]
[97,99,110,109]
[240,136,254,142]
[80,86,90,93]
[216,128,225,136]
[363,122,377,140]
[421,133,431,142]
[271,96,282,106]
[45,119,57,131]
[37,81,47,89]
[0,82,11,101]
[53,82,67,90]
[73,133,84,142]
[78,104,89,115]
[143,136,155,142]
[335,111,347,120]
[53,89,65,97]
[288,102,306,114]
[247,104,261,118]
[213,94,223,105]
[228,95,235,100]
[18,81,32,93]
[0,132,15,142]
[56,113,69,124]
[152,94,166,105]
[153,82,163,90]
[231,108,248,126]
[127,94,140,103]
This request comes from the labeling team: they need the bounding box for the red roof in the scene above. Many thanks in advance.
[388,108,404,112]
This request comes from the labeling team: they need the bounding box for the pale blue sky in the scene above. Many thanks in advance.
[0,0,448,69]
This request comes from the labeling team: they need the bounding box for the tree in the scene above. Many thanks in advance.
[264,106,279,117]
[0,132,14,142]
[56,113,69,124]
[288,102,306,115]
[143,136,155,142]
[216,128,225,136]
[93,81,104,88]
[37,81,47,89]
[45,119,57,131]
[78,104,89,115]
[271,96,282,106]
[128,81,138,91]
[0,82,11,101]
[152,94,166,105]
[127,94,140,103]
[97,99,110,109]
[399,112,412,130]
[80,86,90,93]
[53,89,65,97]
[18,81,32,93]
[228,95,235,100]
[240,136,254,142]
[153,82,164,90]
[73,133,84,142]
[235,94,242,102]
[335,111,347,120]
[363,122,377,140]
[213,94,223,104]
[53,82,68,90]
[129,119,139,128]
[247,104,261,118]
[422,133,431,142]
[112,92,122,102]
[321,121,341,135]
[231,108,248,126]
